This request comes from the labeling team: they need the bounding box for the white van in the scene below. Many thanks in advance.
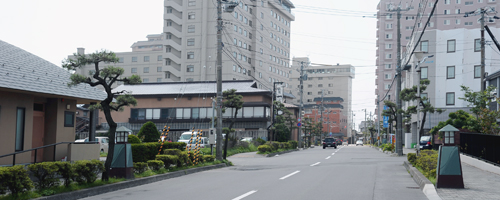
[186,137,210,149]
[178,132,201,144]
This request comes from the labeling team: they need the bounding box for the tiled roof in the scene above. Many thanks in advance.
[113,80,271,96]
[0,40,107,102]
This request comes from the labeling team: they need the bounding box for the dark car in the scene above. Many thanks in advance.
[335,139,343,146]
[323,138,337,149]
[419,136,432,150]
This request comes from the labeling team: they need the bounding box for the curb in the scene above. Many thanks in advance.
[266,149,299,157]
[33,163,228,200]
[403,161,442,200]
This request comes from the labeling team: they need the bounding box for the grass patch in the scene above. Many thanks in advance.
[200,143,258,157]
[100,152,107,157]
[415,166,437,185]
[256,148,289,155]
[133,160,230,178]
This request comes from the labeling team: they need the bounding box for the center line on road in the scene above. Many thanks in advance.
[331,153,335,155]
[232,190,258,200]
[310,162,321,166]
[325,156,331,159]
[279,170,300,180]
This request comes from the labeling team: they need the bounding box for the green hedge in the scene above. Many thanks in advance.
[27,162,60,190]
[133,162,149,174]
[156,155,178,169]
[407,153,417,165]
[0,165,33,197]
[414,150,438,178]
[257,145,273,153]
[131,142,186,163]
[147,160,164,171]
[54,161,75,187]
[128,134,142,143]
[203,155,215,162]
[73,160,104,184]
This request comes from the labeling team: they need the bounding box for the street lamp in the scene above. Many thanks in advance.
[414,53,434,155]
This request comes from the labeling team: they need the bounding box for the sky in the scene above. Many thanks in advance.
[0,0,379,131]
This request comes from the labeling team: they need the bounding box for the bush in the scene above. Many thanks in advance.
[133,162,149,174]
[258,145,273,153]
[54,161,75,187]
[288,140,298,149]
[203,155,216,162]
[147,160,164,171]
[414,150,438,178]
[156,155,178,169]
[27,162,60,190]
[164,149,182,156]
[0,165,33,196]
[73,160,104,184]
[132,142,186,163]
[256,138,266,145]
[128,134,141,143]
[137,121,161,142]
[407,153,417,166]
[177,152,191,167]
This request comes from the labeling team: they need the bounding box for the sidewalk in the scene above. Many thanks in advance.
[403,147,500,200]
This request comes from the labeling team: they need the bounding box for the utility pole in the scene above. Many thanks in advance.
[320,89,324,141]
[389,4,409,156]
[377,95,380,146]
[215,0,223,161]
[481,8,486,91]
[298,61,305,148]
[364,109,367,143]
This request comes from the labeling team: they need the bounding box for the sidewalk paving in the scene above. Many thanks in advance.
[402,147,500,200]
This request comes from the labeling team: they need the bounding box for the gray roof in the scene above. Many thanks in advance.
[113,80,271,96]
[439,124,459,132]
[312,97,344,102]
[0,40,106,102]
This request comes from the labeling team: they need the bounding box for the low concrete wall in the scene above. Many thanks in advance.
[67,143,99,161]
[403,161,442,200]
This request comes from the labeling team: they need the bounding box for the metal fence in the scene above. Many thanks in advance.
[460,133,500,165]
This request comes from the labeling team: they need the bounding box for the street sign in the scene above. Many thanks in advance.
[383,116,389,128]
[329,132,332,136]
[297,118,301,122]
[297,122,302,127]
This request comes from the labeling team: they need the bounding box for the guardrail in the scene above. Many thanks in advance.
[0,141,98,166]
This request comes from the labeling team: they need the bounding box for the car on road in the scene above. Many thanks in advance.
[356,140,363,146]
[75,137,109,153]
[419,136,432,150]
[335,139,343,146]
[323,138,337,149]
[186,137,209,149]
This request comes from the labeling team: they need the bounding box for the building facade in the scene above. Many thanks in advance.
[290,57,355,138]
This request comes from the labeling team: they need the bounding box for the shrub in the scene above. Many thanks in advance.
[256,138,266,145]
[54,161,75,187]
[27,162,60,190]
[265,142,279,151]
[128,134,141,143]
[203,155,215,162]
[137,121,161,142]
[288,140,298,149]
[133,162,149,174]
[164,149,182,156]
[147,160,164,171]
[415,150,438,178]
[258,145,273,153]
[73,160,104,184]
[132,142,186,163]
[178,152,192,167]
[407,153,417,166]
[156,155,178,169]
[0,165,33,197]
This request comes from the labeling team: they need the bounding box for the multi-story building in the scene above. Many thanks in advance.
[376,0,500,129]
[302,97,345,138]
[290,57,355,138]
[163,0,295,90]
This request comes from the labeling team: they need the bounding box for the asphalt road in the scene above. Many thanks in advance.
[81,145,427,200]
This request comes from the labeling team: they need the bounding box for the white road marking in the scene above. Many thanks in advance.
[332,153,335,155]
[232,190,258,200]
[325,156,331,159]
[310,162,321,166]
[279,170,300,180]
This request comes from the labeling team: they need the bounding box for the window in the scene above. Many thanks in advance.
[238,66,241,73]
[261,12,264,18]
[188,13,195,19]
[187,65,194,72]
[445,0,451,4]
[447,66,455,79]
[233,65,236,72]
[167,8,172,13]
[165,60,171,65]
[384,73,392,79]
[385,64,392,69]
[131,68,137,73]
[259,60,262,66]
[157,55,162,61]
[165,72,171,78]
[456,9,461,14]
[187,52,194,59]
[420,67,428,79]
[186,78,193,82]
[465,22,473,25]
[465,1,473,5]
[132,57,137,62]
[318,84,323,87]
[386,23,393,29]
[143,78,149,83]
[144,67,149,73]
[234,12,238,18]
[183,108,191,119]
[475,39,481,52]
[188,25,195,33]
[234,25,237,32]
[308,84,313,88]
[447,40,456,53]
[157,67,162,72]
[385,54,392,59]
[385,44,392,49]
[188,1,196,6]
[384,83,391,90]
[192,108,200,119]
[421,41,428,52]
[444,10,450,15]
[144,56,150,62]
[446,92,455,105]
[64,111,74,127]
[165,47,171,52]
[15,107,25,151]
[474,65,481,78]
[118,57,124,63]
[457,0,461,3]
[444,20,450,25]
[456,19,461,24]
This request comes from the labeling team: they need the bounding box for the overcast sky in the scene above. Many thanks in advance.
[0,0,379,131]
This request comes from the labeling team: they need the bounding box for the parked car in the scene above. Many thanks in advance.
[323,138,337,149]
[75,137,109,153]
[335,139,343,146]
[419,136,432,150]
[240,137,253,142]
[178,132,201,144]
[356,140,363,146]
[186,137,209,149]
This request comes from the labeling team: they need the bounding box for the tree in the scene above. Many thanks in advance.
[400,79,444,138]
[137,121,161,142]
[62,50,141,181]
[273,101,291,142]
[430,110,480,137]
[459,85,500,134]
[382,100,398,137]
[221,89,244,159]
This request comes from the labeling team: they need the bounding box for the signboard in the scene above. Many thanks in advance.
[297,118,301,122]
[297,122,302,127]
[383,105,389,128]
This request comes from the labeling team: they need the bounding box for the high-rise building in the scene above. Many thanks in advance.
[163,0,295,90]
[290,57,355,138]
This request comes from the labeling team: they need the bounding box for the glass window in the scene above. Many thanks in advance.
[474,65,481,78]
[236,109,243,118]
[188,38,195,46]
[144,67,149,73]
[183,108,191,119]
[199,108,207,118]
[157,55,162,61]
[188,25,195,33]
[420,67,428,79]
[157,67,162,72]
[131,68,137,73]
[138,109,146,120]
[192,108,199,119]
[223,108,233,118]
[146,109,153,119]
[475,39,481,52]
[64,111,74,127]
[421,93,428,103]
[187,52,194,59]
[118,57,124,63]
[176,108,183,119]
[188,13,195,19]
[160,108,175,119]
[254,107,264,117]
[187,65,194,72]
[188,1,195,6]
[206,108,214,118]
[447,39,456,52]
[15,108,25,151]
[243,107,253,118]
[266,107,270,118]
[446,92,455,105]
[421,41,428,52]
[157,78,162,82]
[144,56,150,62]
[447,66,455,79]
[132,57,137,62]
[153,109,160,119]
